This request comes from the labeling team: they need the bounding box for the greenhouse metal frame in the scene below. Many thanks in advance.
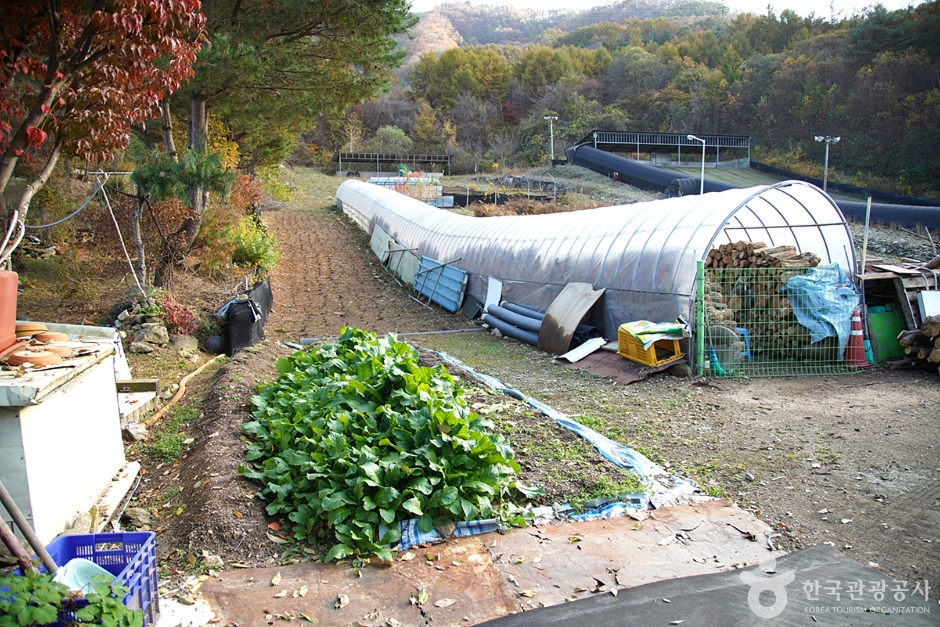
[336,179,857,372]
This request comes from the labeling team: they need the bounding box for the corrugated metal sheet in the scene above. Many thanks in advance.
[414,256,468,312]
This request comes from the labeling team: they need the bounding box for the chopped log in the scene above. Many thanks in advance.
[888,357,927,370]
[779,252,821,268]
[760,245,798,257]
[898,329,930,346]
[926,254,940,270]
[920,314,940,339]
[929,348,940,363]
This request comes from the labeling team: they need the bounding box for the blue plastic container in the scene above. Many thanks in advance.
[34,532,159,626]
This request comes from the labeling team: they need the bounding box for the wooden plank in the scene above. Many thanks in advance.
[115,379,160,394]
[872,264,922,275]
[894,277,918,330]
[856,272,900,281]
[901,275,939,290]
[94,461,141,532]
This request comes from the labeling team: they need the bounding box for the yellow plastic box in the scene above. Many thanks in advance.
[617,326,683,366]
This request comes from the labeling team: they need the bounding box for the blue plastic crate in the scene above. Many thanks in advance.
[41,531,159,626]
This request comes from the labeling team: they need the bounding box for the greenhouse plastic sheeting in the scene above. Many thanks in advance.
[337,179,856,339]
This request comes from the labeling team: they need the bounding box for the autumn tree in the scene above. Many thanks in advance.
[0,0,203,266]
[408,47,511,112]
[146,0,415,286]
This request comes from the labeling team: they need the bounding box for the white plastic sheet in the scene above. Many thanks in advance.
[337,179,856,338]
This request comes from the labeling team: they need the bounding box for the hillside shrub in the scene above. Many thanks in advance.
[231,215,279,270]
[240,327,535,562]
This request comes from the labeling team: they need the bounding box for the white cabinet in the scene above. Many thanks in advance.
[0,346,125,544]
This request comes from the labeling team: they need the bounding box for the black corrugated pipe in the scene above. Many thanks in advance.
[487,304,542,333]
[573,145,940,229]
[482,313,539,346]
[502,301,602,344]
[836,200,940,229]
[571,145,677,192]
[501,302,546,321]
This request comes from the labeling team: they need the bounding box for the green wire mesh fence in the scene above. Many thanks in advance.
[699,266,860,377]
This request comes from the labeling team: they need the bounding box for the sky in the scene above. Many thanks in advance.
[408,0,925,19]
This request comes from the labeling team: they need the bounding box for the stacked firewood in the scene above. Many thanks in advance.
[705,243,838,361]
[705,242,821,269]
[892,315,940,373]
[703,279,738,326]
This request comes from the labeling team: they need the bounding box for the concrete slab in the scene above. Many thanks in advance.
[479,544,938,626]
[198,499,779,626]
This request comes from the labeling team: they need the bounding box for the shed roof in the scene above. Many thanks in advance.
[336,179,856,338]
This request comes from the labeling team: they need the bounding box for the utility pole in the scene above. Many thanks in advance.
[544,116,558,162]
[687,135,705,195]
[814,135,841,192]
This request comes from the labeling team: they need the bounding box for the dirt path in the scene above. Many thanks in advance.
[262,206,472,342]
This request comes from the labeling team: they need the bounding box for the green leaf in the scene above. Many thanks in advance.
[379,508,396,524]
[401,496,423,516]
[374,546,394,563]
[418,512,434,533]
[325,543,354,562]
[360,462,381,484]
[321,492,348,511]
[514,482,545,498]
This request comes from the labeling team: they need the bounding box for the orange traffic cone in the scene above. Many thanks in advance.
[846,309,870,368]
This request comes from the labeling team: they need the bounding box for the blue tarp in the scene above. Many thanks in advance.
[390,351,701,550]
[782,264,860,358]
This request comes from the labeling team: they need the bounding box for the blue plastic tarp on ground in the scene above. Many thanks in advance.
[390,350,701,550]
[783,264,860,358]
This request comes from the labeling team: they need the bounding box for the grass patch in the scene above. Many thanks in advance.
[568,472,645,512]
[143,402,201,462]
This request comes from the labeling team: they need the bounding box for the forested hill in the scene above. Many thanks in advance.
[358,1,939,199]
[420,0,729,46]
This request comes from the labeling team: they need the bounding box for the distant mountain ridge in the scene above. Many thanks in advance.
[411,0,729,47]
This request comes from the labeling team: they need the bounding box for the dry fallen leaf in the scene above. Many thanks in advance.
[434,598,456,608]
[267,531,289,544]
[335,594,349,609]
[273,590,287,598]
[518,589,536,598]
[417,589,429,605]
[268,521,281,531]
[398,551,415,561]
[386,618,404,627]
[270,572,281,586]
[233,510,243,519]
[568,535,583,543]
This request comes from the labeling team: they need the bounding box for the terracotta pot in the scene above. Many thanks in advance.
[14,322,46,339]
[6,348,63,367]
[42,343,74,358]
[33,331,70,343]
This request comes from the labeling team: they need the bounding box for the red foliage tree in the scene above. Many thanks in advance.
[0,0,204,265]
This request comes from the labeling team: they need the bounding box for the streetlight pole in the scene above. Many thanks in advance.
[687,134,705,195]
[544,116,558,162]
[814,135,840,192]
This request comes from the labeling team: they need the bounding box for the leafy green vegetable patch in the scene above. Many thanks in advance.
[240,327,536,562]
